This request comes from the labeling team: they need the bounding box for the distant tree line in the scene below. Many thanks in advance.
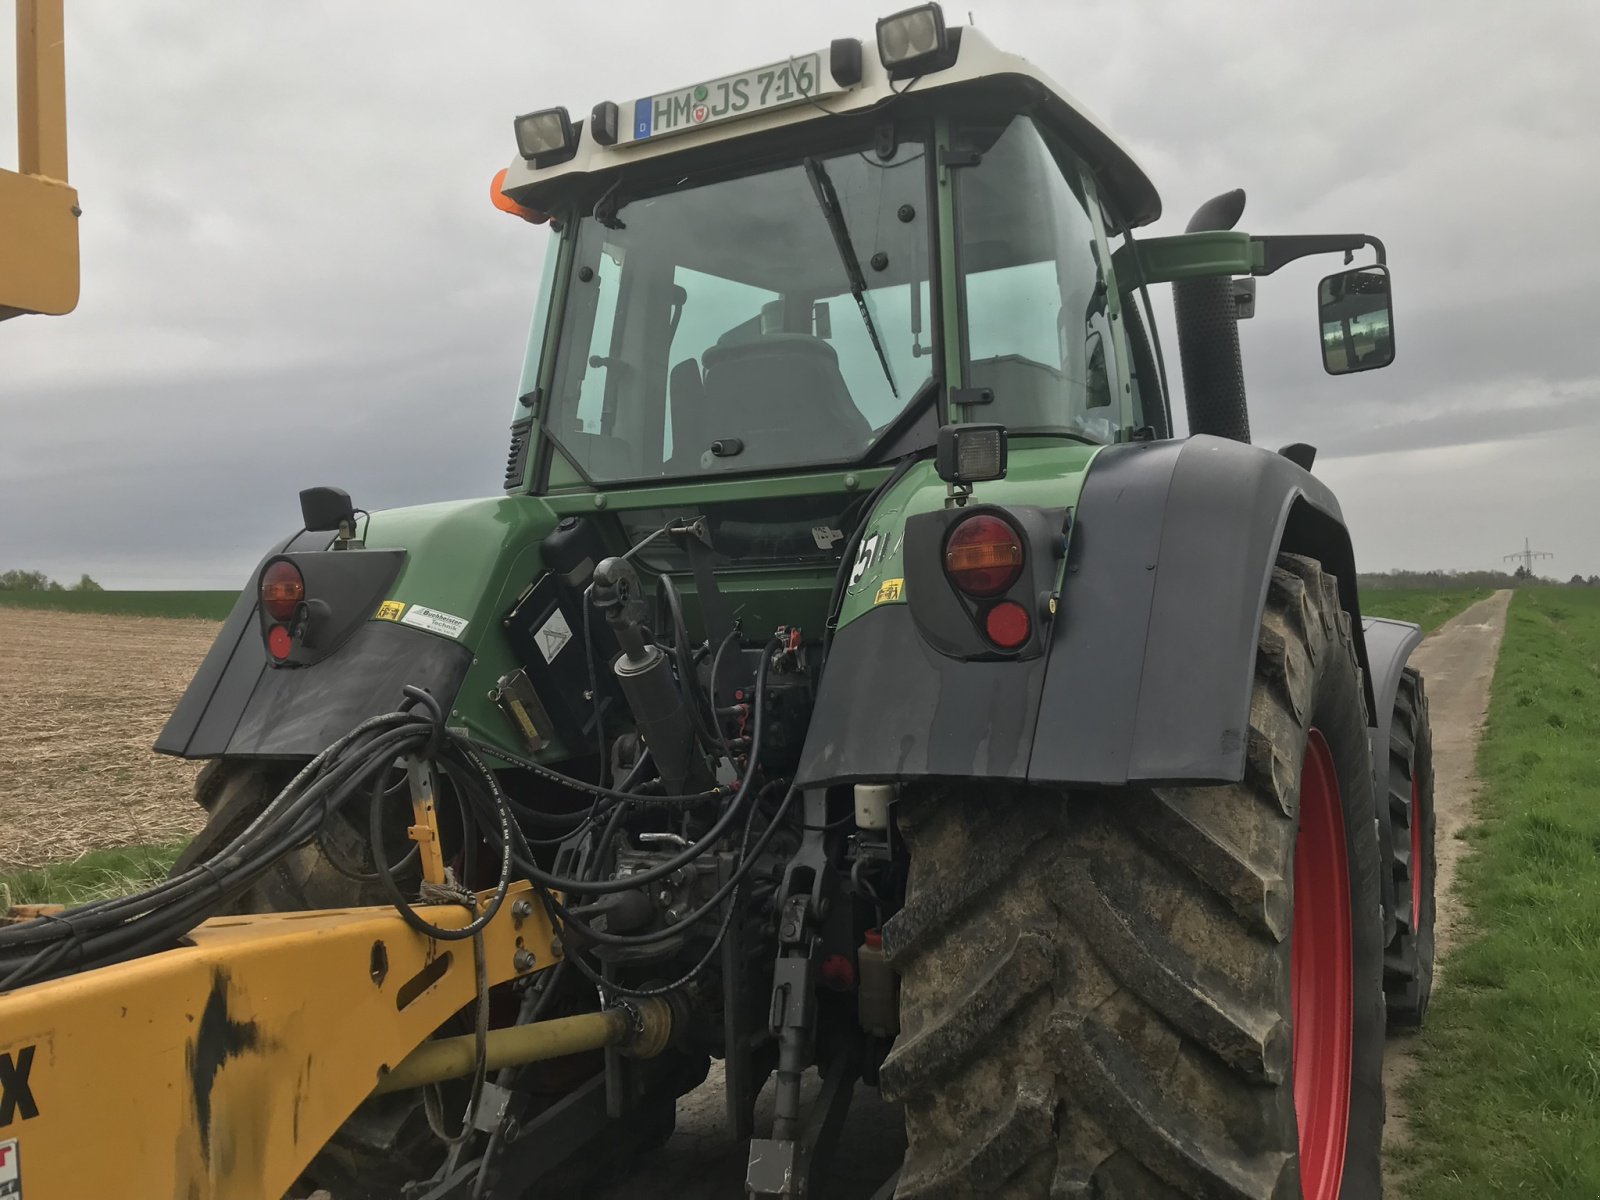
[1359,568,1600,590]
[0,569,102,592]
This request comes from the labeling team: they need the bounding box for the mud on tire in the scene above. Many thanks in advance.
[882,554,1387,1199]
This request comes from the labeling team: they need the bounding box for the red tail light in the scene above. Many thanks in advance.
[266,624,293,661]
[944,514,1024,597]
[260,560,305,622]
[984,600,1031,649]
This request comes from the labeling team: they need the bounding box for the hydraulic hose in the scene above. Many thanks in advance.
[449,638,781,897]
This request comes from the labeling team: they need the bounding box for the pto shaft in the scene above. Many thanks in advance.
[372,998,672,1095]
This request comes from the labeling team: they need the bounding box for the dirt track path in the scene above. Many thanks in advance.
[1381,588,1513,1188]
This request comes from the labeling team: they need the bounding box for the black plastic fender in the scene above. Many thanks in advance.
[155,533,470,760]
[1028,434,1375,785]
[796,434,1377,789]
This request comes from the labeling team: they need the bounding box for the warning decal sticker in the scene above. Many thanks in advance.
[399,605,470,639]
[874,578,904,604]
[535,609,573,663]
[374,600,406,621]
[0,1137,20,1198]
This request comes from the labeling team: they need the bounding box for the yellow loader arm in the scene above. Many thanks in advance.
[2,0,79,320]
[0,884,563,1199]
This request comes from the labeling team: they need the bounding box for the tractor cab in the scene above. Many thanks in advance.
[498,7,1168,498]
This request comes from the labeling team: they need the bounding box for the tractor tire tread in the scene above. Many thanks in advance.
[889,553,1386,1199]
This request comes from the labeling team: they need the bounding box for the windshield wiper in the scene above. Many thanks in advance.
[804,157,898,399]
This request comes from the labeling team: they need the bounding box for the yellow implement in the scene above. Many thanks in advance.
[2,0,79,320]
[0,883,565,1199]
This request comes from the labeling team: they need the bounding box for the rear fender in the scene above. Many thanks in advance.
[157,497,562,761]
[796,435,1377,789]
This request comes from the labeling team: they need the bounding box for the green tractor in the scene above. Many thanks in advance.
[160,6,1436,1196]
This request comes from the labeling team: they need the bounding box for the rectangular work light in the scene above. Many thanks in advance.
[936,423,1008,485]
[876,3,948,76]
[514,107,574,162]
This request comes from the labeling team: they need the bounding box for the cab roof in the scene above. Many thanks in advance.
[500,26,1162,232]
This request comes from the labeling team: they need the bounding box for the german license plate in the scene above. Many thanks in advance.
[619,52,843,145]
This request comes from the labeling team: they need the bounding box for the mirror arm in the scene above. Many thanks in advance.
[1252,233,1386,276]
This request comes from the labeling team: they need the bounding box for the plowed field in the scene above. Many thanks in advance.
[0,608,218,869]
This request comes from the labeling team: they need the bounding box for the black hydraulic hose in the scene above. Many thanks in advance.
[659,575,721,754]
[368,745,514,943]
[0,716,425,955]
[450,639,779,897]
[1,704,534,990]
[466,738,725,807]
[479,751,655,850]
[707,628,741,764]
[548,782,797,949]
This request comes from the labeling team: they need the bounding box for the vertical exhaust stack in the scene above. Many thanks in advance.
[1173,189,1251,442]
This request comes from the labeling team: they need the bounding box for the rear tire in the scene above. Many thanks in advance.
[882,554,1387,1199]
[1383,668,1436,1029]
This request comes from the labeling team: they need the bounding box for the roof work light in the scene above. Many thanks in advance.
[876,3,949,76]
[513,107,574,162]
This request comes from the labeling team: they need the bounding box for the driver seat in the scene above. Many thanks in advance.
[699,335,871,463]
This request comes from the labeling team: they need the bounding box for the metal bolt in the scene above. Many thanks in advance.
[512,899,533,919]
[513,949,537,972]
[550,936,564,958]
[656,888,676,908]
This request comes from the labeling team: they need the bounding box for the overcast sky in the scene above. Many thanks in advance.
[3,1,1598,587]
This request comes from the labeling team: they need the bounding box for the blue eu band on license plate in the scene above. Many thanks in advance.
[621,52,841,145]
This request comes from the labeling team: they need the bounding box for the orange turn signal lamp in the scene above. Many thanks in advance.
[491,168,549,224]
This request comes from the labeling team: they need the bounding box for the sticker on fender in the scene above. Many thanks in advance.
[875,578,904,604]
[400,605,469,639]
[0,1138,20,1198]
[374,600,406,621]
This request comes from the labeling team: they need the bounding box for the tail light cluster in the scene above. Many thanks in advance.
[943,512,1034,652]
[260,558,306,662]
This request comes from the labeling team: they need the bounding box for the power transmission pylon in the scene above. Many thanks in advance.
[1503,537,1553,576]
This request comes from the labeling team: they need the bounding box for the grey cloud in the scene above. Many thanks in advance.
[2,0,1599,581]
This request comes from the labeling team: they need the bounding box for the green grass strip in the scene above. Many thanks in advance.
[0,845,185,907]
[1390,588,1600,1196]
[0,590,235,620]
[1360,588,1491,633]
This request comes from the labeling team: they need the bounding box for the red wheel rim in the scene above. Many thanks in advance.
[1292,729,1353,1199]
[1410,774,1424,926]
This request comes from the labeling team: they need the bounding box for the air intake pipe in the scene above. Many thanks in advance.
[1173,188,1251,442]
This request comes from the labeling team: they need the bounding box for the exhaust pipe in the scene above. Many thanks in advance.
[1173,188,1251,442]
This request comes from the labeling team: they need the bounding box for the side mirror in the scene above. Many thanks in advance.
[1318,264,1394,375]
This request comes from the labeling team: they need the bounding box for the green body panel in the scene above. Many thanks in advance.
[541,465,892,512]
[1112,230,1257,289]
[341,439,1099,761]
[835,440,1106,628]
[351,464,894,762]
[360,496,562,757]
